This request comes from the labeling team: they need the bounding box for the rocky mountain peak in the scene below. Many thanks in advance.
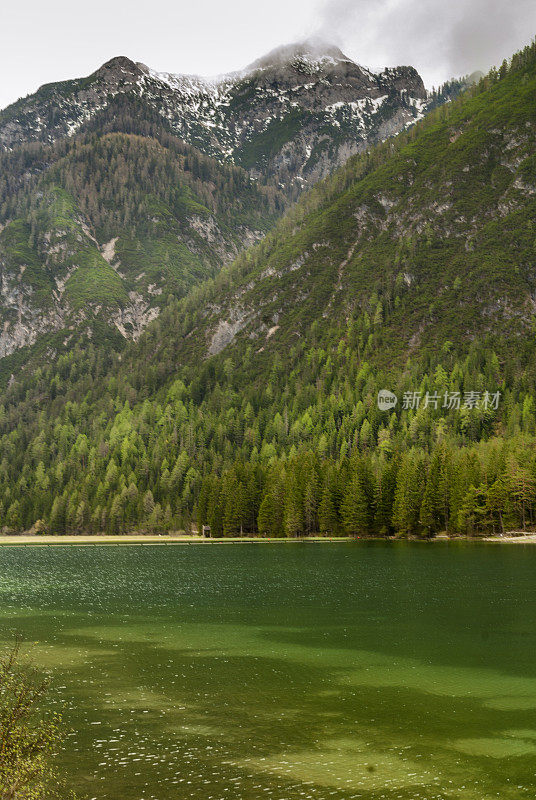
[377,65,427,99]
[94,56,143,84]
[97,55,139,73]
[245,38,350,73]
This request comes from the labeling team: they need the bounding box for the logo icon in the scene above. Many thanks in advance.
[377,389,398,411]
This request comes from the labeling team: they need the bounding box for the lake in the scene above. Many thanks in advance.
[0,541,535,800]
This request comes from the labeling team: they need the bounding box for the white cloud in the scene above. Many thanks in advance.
[316,0,536,88]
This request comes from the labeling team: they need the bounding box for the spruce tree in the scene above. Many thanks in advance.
[341,473,370,535]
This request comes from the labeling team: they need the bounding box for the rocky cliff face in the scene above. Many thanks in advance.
[0,41,429,191]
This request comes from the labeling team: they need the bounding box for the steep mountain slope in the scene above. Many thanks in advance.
[0,113,282,358]
[152,53,536,374]
[0,42,535,537]
[0,41,429,190]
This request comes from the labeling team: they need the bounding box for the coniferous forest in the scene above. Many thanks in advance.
[1,41,536,539]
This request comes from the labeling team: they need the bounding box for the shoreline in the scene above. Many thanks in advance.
[0,534,356,547]
[481,532,536,543]
[0,532,535,546]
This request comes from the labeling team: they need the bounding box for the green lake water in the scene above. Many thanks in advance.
[0,541,535,800]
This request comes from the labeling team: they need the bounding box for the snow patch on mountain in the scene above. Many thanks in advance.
[0,41,431,189]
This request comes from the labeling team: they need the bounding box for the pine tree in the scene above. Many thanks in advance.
[283,471,303,537]
[392,453,423,536]
[374,458,397,536]
[258,471,284,537]
[222,474,242,536]
[318,466,341,535]
[486,479,508,535]
[341,473,370,535]
[419,452,443,536]
[508,458,536,529]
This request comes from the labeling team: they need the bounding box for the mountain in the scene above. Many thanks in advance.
[0,40,535,537]
[0,40,429,190]
[147,51,536,376]
[0,40,435,363]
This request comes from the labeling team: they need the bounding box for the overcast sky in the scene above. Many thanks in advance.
[1,0,535,110]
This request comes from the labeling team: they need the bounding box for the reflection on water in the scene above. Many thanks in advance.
[0,541,535,799]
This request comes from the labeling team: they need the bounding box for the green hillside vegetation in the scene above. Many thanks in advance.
[0,110,285,286]
[0,100,285,233]
[63,251,127,310]
[0,187,128,313]
[234,109,310,169]
[0,42,536,537]
[0,107,285,359]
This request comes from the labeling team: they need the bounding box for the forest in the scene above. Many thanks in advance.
[0,324,535,538]
[1,40,536,538]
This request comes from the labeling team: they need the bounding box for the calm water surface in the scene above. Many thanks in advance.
[0,541,535,800]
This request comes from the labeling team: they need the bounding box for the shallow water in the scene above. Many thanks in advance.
[0,541,535,800]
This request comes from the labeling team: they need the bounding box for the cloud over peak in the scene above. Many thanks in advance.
[316,0,536,87]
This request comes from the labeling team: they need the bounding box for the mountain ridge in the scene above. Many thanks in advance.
[0,40,429,189]
[0,39,443,364]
